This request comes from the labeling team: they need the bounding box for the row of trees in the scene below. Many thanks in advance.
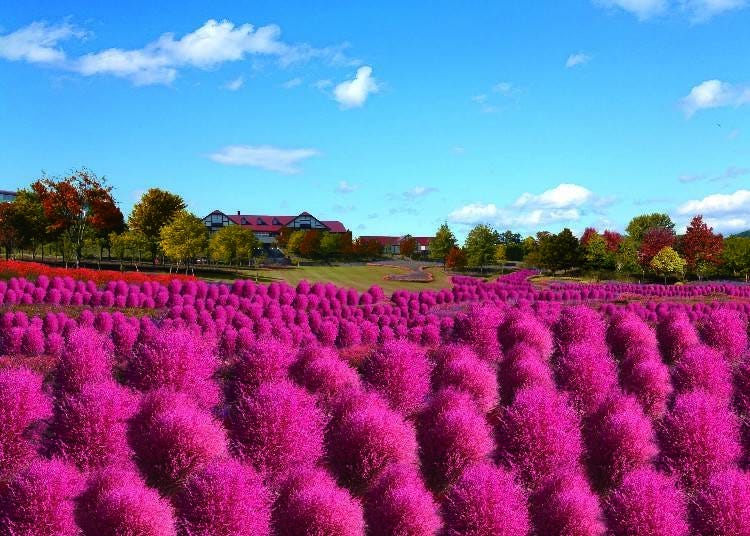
[278,229,383,261]
[426,214,750,282]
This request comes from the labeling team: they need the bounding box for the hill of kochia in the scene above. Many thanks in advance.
[0,269,749,535]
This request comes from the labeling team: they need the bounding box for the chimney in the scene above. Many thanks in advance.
[237,210,241,215]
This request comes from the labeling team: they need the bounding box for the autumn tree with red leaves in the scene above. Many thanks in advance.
[638,227,675,270]
[445,246,467,270]
[32,169,123,267]
[603,230,623,252]
[299,230,323,258]
[680,215,723,280]
[400,235,418,258]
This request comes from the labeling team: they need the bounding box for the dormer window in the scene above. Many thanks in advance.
[272,218,280,225]
[257,218,265,225]
[241,217,247,225]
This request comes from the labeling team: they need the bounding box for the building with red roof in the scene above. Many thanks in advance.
[359,235,435,256]
[202,210,348,245]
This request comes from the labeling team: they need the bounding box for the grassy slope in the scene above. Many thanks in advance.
[208,265,452,293]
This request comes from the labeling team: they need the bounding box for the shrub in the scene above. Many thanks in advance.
[228,380,324,480]
[498,309,553,359]
[418,389,494,491]
[555,341,618,417]
[55,326,114,394]
[498,343,556,404]
[76,467,177,536]
[691,469,750,536]
[584,394,657,490]
[431,344,498,414]
[620,356,672,419]
[0,368,52,479]
[698,308,749,364]
[672,344,732,405]
[0,458,83,536]
[606,468,689,536]
[528,470,605,536]
[273,467,365,536]
[496,386,583,489]
[443,462,530,536]
[361,340,432,417]
[657,312,700,363]
[46,379,136,470]
[226,337,296,402]
[174,458,271,536]
[291,344,361,408]
[606,311,658,359]
[554,306,607,349]
[660,391,741,488]
[129,389,228,492]
[127,327,219,409]
[365,463,441,536]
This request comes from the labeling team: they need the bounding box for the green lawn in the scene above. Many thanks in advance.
[205,264,453,293]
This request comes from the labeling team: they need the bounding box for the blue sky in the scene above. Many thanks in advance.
[1,0,749,240]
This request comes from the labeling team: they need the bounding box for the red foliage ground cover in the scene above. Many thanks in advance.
[0,260,193,286]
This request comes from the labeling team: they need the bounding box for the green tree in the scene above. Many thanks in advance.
[319,232,342,260]
[583,232,609,276]
[286,230,306,256]
[128,188,186,264]
[209,224,260,265]
[11,189,49,259]
[650,246,686,283]
[110,229,150,265]
[429,223,458,264]
[615,236,640,275]
[0,202,19,260]
[495,244,507,272]
[723,236,750,282]
[464,224,500,272]
[159,211,208,272]
[626,213,675,244]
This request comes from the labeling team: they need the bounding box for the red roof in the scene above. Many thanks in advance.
[222,213,346,233]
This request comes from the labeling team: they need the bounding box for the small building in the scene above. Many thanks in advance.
[203,210,347,246]
[359,235,434,256]
[0,190,18,203]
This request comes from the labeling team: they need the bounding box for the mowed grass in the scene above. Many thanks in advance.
[208,265,453,293]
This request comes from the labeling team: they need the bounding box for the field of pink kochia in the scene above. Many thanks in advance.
[1,269,750,535]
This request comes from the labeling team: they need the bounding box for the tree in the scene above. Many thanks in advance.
[553,228,581,271]
[286,230,306,256]
[639,227,675,270]
[0,202,19,260]
[10,189,49,259]
[626,213,675,244]
[110,230,150,265]
[430,223,458,264]
[580,227,598,248]
[445,247,467,270]
[32,169,121,267]
[499,230,524,261]
[680,215,723,280]
[583,232,609,275]
[495,244,506,272]
[400,235,417,258]
[464,224,500,272]
[722,236,750,282]
[209,225,260,265]
[299,230,323,259]
[319,232,342,260]
[603,230,623,253]
[159,211,208,272]
[128,188,186,264]
[353,237,382,259]
[650,246,686,283]
[616,237,640,275]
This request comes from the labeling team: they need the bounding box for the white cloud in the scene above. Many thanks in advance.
[449,183,610,230]
[0,20,85,64]
[566,52,592,68]
[208,144,320,174]
[593,0,669,20]
[681,0,747,22]
[333,65,379,109]
[224,76,244,91]
[404,186,438,199]
[282,77,302,89]
[336,180,358,193]
[0,19,355,86]
[702,216,750,232]
[314,79,332,90]
[492,82,517,95]
[678,173,707,183]
[677,189,750,215]
[681,79,750,117]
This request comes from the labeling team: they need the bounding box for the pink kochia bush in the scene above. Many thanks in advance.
[672,344,733,405]
[698,308,749,364]
[55,326,113,394]
[691,469,750,536]
[0,458,83,536]
[443,462,530,536]
[528,470,605,536]
[361,340,432,417]
[76,467,177,536]
[430,344,498,415]
[126,327,219,409]
[620,350,672,420]
[659,391,741,488]
[498,308,554,360]
[418,388,494,491]
[291,343,361,409]
[228,380,324,480]
[499,342,556,404]
[226,337,297,402]
[0,368,52,479]
[273,467,365,536]
[583,394,657,490]
[496,386,584,489]
[554,341,618,417]
[606,468,689,536]
[46,379,136,470]
[174,458,271,536]
[365,463,441,536]
[327,389,418,492]
[129,389,228,491]
[657,311,700,363]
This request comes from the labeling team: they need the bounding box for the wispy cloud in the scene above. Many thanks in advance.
[593,0,746,21]
[678,166,749,183]
[0,18,357,86]
[333,66,379,109]
[566,52,592,68]
[208,144,320,174]
[403,186,438,199]
[681,79,750,117]
[282,77,302,89]
[223,76,244,91]
[336,180,359,193]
